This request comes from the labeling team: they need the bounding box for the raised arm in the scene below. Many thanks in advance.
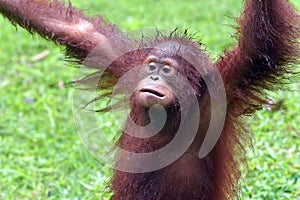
[217,0,300,115]
[0,0,118,61]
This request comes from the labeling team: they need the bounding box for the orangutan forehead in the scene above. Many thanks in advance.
[150,41,184,57]
[143,55,179,67]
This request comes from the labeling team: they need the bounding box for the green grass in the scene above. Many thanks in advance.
[0,0,299,199]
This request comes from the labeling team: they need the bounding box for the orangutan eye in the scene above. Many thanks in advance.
[162,65,173,75]
[148,62,157,72]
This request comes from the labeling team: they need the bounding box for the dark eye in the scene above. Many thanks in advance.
[162,65,172,75]
[148,62,157,72]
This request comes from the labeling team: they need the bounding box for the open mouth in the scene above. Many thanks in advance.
[140,88,165,98]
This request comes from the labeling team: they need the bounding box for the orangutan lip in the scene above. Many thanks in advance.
[140,88,165,98]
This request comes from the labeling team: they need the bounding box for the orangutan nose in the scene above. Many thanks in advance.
[150,75,160,81]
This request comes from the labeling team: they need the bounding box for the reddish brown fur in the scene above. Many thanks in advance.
[0,0,118,60]
[0,0,299,199]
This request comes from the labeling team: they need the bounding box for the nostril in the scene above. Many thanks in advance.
[150,75,159,81]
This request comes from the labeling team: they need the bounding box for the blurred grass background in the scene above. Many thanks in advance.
[0,0,299,199]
